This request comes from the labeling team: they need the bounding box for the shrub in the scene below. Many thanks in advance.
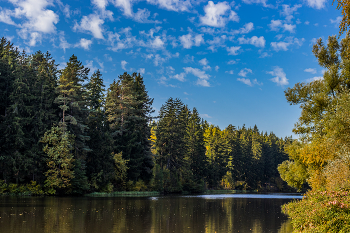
[283,190,350,232]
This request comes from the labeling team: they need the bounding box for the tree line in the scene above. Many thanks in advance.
[0,37,291,195]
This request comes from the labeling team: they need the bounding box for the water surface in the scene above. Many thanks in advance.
[0,193,301,233]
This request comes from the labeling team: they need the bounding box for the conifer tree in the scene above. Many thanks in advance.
[156,98,188,192]
[183,107,207,191]
[86,70,115,190]
[105,72,154,183]
[55,55,90,157]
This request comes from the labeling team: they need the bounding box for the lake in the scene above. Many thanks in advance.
[0,193,302,233]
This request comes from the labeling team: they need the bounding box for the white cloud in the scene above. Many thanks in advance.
[184,67,210,87]
[283,24,296,33]
[207,35,226,52]
[13,0,59,33]
[307,76,323,82]
[74,14,104,39]
[56,0,71,18]
[226,70,234,74]
[146,0,192,12]
[76,38,92,50]
[269,20,296,33]
[172,73,186,82]
[237,78,252,86]
[0,0,59,46]
[200,1,239,27]
[86,60,98,74]
[95,58,104,70]
[199,113,212,118]
[104,54,113,61]
[138,68,145,75]
[271,41,290,51]
[267,66,288,86]
[107,28,138,51]
[179,32,204,49]
[0,8,17,25]
[239,22,254,34]
[59,31,70,52]
[227,60,237,64]
[271,37,304,51]
[238,78,262,86]
[28,32,41,46]
[121,60,128,70]
[242,0,270,7]
[134,8,161,23]
[92,0,109,11]
[112,0,133,17]
[149,36,164,49]
[304,68,317,74]
[330,16,342,26]
[153,54,168,66]
[269,20,283,31]
[227,46,241,55]
[305,0,327,9]
[281,4,302,19]
[238,35,265,47]
[199,58,208,66]
[215,65,219,71]
[238,68,253,77]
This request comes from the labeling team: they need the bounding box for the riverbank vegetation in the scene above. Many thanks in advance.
[0,37,293,196]
[279,2,350,231]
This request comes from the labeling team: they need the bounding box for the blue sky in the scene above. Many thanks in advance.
[0,0,343,138]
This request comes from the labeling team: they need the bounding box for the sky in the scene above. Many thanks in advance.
[0,0,344,138]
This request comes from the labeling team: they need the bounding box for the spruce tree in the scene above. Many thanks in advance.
[156,98,187,192]
[86,70,115,190]
[105,72,154,184]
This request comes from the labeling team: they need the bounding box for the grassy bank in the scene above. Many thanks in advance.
[85,191,160,197]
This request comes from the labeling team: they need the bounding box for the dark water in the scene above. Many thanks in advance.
[0,193,301,233]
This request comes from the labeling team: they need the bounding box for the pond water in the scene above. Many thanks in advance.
[0,193,302,233]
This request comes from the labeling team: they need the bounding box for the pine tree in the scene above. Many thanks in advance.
[55,54,90,157]
[183,107,207,191]
[86,70,115,191]
[156,98,187,192]
[105,72,154,184]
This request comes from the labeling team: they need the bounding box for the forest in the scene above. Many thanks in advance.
[0,37,292,195]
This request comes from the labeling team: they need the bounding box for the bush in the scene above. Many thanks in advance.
[283,190,350,232]
[0,180,7,194]
[0,180,44,196]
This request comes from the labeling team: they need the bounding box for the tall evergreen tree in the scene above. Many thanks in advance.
[105,72,154,183]
[55,55,90,193]
[183,107,207,191]
[86,70,114,190]
[55,54,90,157]
[156,98,188,192]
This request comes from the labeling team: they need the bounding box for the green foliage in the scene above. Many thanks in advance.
[283,190,350,232]
[278,160,308,191]
[0,180,43,195]
[41,126,75,195]
[55,54,90,157]
[280,34,350,191]
[105,72,154,182]
[112,152,128,190]
[70,159,90,195]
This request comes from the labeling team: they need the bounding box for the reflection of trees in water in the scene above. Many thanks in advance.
[0,196,293,233]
